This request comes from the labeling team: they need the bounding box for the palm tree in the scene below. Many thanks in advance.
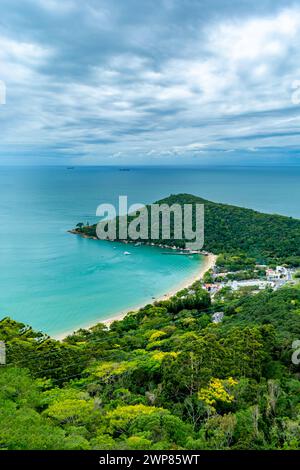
[76,222,84,232]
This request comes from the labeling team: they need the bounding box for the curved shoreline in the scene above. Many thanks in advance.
[54,253,216,341]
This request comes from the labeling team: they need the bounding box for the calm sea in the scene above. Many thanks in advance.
[0,165,299,336]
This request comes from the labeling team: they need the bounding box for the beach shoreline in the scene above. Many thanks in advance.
[54,252,216,341]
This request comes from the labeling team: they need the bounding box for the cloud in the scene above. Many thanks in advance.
[0,0,300,164]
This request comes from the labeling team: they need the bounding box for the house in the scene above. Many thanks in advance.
[203,283,223,296]
[266,266,288,281]
[204,283,214,292]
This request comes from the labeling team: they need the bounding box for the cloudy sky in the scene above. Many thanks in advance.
[1,0,300,165]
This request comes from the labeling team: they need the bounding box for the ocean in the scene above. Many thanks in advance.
[0,165,299,336]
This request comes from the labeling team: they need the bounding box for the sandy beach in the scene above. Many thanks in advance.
[54,253,216,341]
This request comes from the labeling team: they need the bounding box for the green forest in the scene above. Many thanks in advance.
[77,193,300,265]
[1,282,300,450]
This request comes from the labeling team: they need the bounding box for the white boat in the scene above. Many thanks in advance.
[124,251,131,255]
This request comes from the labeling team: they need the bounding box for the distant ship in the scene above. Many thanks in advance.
[119,168,131,171]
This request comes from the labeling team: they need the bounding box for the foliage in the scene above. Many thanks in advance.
[1,277,300,450]
[77,193,300,263]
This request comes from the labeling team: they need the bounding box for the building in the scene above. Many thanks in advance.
[266,266,288,282]
[203,283,222,294]
[229,279,272,291]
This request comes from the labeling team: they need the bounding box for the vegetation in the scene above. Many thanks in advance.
[76,193,300,265]
[1,282,300,450]
[1,194,299,450]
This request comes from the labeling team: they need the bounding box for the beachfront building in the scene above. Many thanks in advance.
[203,283,223,294]
[229,279,273,291]
[266,266,290,282]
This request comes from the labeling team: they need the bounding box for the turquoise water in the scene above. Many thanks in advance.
[0,165,299,336]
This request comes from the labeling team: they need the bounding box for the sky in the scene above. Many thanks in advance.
[1,0,300,165]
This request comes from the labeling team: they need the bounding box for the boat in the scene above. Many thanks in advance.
[124,251,131,255]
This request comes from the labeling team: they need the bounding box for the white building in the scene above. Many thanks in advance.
[266,266,288,281]
[230,279,272,291]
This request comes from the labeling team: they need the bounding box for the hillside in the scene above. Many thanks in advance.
[1,283,300,450]
[77,194,300,264]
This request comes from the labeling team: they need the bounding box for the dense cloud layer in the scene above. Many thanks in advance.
[0,0,300,164]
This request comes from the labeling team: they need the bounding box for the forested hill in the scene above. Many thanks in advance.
[156,194,300,261]
[1,284,300,450]
[77,193,300,264]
